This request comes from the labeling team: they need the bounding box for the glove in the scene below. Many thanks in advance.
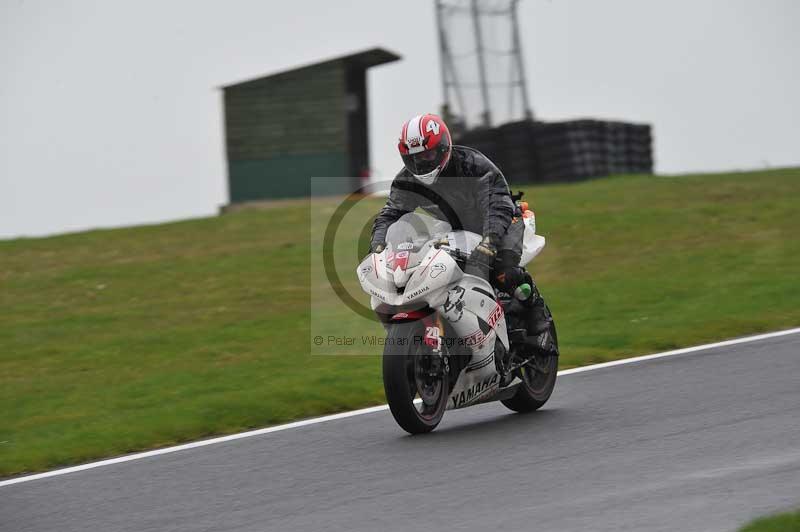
[371,241,386,254]
[465,235,497,279]
[470,235,497,264]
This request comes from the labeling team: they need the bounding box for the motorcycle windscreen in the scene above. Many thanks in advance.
[385,212,451,247]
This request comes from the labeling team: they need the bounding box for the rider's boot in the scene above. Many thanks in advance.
[514,273,558,357]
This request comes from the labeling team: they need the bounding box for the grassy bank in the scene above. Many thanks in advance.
[2,168,799,476]
[741,509,800,531]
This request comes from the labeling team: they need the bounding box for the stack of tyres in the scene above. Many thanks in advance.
[456,127,506,174]
[626,123,653,172]
[453,118,653,183]
[498,120,538,184]
[533,121,576,182]
[604,121,628,175]
[533,119,653,182]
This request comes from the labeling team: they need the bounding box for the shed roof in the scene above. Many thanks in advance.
[221,47,401,90]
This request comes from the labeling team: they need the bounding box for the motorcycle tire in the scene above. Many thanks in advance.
[383,321,449,434]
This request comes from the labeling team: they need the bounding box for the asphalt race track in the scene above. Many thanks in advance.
[2,333,799,532]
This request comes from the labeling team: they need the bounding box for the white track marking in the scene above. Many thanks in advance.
[0,405,389,488]
[2,327,799,488]
[557,327,800,376]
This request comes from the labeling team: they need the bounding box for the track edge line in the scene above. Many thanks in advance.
[2,326,799,488]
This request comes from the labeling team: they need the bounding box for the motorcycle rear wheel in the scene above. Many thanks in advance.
[501,316,559,413]
[383,321,449,434]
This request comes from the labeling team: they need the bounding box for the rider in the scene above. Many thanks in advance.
[370,113,556,357]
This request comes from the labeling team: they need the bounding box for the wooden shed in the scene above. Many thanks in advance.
[221,48,401,204]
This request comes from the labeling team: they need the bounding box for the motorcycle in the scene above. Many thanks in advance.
[356,209,558,434]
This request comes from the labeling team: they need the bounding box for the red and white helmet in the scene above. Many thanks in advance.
[398,114,452,185]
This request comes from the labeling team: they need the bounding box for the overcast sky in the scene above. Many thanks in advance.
[2,0,798,239]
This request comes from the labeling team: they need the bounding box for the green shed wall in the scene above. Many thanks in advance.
[228,153,348,201]
[224,61,354,201]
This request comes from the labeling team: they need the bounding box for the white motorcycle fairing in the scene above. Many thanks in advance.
[358,227,517,410]
[357,211,558,433]
[440,273,509,410]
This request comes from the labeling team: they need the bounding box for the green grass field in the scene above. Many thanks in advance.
[741,509,800,532]
[2,168,799,476]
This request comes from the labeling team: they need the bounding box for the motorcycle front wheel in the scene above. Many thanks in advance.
[382,321,449,434]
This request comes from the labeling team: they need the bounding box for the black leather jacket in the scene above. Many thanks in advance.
[371,145,515,248]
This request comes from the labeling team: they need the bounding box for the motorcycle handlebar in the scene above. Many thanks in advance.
[433,242,470,263]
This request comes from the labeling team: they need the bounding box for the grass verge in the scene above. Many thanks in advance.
[741,509,800,531]
[1,168,799,476]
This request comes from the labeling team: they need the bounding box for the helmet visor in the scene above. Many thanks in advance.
[402,140,450,177]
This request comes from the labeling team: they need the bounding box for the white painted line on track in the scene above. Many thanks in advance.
[558,327,800,376]
[2,326,799,488]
